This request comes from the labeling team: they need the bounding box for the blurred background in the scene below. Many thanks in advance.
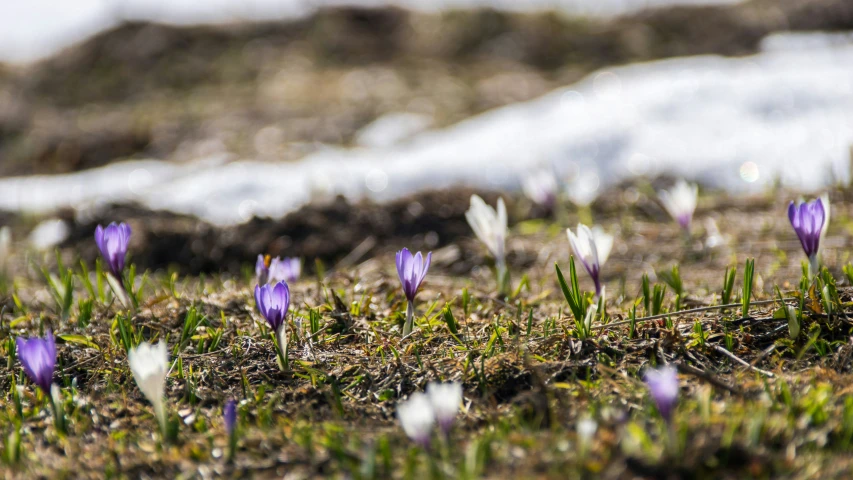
[0,0,852,271]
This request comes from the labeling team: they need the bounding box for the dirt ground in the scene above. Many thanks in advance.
[2,182,853,478]
[4,0,853,477]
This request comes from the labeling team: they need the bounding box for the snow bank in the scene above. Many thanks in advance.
[1,33,852,226]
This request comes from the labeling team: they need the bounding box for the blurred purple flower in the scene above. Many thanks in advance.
[16,330,56,394]
[256,255,271,285]
[94,222,131,277]
[644,365,679,424]
[396,248,431,302]
[224,399,237,437]
[522,169,559,210]
[256,255,301,285]
[788,197,825,273]
[272,257,300,283]
[254,281,290,333]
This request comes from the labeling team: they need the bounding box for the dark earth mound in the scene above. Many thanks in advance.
[59,188,509,275]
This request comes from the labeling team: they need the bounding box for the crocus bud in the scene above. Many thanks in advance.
[94,222,131,277]
[128,341,169,434]
[465,195,507,267]
[644,365,679,424]
[224,399,237,437]
[254,281,291,334]
[396,248,431,303]
[16,331,56,394]
[788,197,826,275]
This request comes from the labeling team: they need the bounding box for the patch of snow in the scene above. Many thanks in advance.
[355,113,434,149]
[760,31,853,52]
[1,34,852,226]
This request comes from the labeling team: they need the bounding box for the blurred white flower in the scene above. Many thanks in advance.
[658,179,698,230]
[128,341,169,434]
[583,303,598,333]
[426,381,462,434]
[703,218,725,249]
[0,226,10,271]
[522,169,559,209]
[465,195,508,266]
[566,223,613,296]
[820,192,830,247]
[397,391,435,448]
[50,383,62,406]
[577,416,598,446]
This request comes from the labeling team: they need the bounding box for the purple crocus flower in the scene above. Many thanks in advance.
[254,281,290,333]
[644,365,679,424]
[94,222,131,277]
[256,255,271,285]
[224,399,237,436]
[788,197,825,275]
[257,255,301,285]
[396,248,431,336]
[396,248,431,302]
[16,331,57,394]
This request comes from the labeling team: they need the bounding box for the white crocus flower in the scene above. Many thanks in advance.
[465,195,507,265]
[426,381,463,435]
[819,192,830,249]
[577,416,598,447]
[0,226,10,272]
[397,392,435,448]
[658,179,698,231]
[566,224,612,296]
[128,341,169,434]
[466,195,509,293]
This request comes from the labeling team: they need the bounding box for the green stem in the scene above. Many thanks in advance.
[273,327,288,371]
[809,255,820,279]
[403,301,415,337]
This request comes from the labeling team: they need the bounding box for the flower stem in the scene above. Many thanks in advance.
[227,431,237,463]
[273,327,289,371]
[48,386,66,435]
[808,255,820,279]
[403,301,415,337]
[496,261,510,297]
[154,400,168,439]
[665,419,678,457]
[106,272,134,312]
